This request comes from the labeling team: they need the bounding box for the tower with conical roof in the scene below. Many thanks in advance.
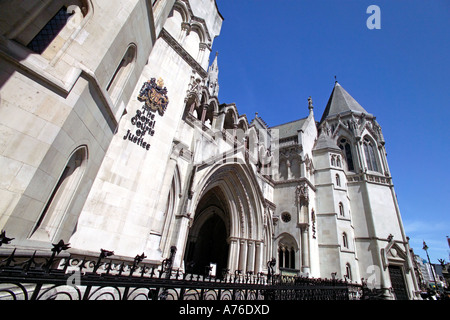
[313,81,419,299]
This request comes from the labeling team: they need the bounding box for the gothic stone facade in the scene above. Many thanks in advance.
[0,0,420,299]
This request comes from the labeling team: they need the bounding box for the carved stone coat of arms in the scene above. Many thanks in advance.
[137,77,169,116]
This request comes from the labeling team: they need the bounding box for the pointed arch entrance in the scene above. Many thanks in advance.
[184,188,230,276]
[182,164,270,276]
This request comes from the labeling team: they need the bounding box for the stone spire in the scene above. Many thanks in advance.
[207,51,219,97]
[319,82,371,124]
[308,96,314,114]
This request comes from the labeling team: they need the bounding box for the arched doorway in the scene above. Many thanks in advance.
[179,164,269,276]
[277,233,299,273]
[184,188,230,277]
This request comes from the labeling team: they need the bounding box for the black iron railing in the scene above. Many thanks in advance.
[0,236,368,300]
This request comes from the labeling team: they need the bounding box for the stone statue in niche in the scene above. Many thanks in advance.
[296,183,309,224]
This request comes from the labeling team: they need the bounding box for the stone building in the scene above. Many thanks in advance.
[0,0,419,299]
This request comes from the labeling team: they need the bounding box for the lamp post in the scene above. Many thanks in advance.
[423,241,438,291]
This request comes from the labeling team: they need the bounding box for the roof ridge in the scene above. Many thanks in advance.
[270,116,308,128]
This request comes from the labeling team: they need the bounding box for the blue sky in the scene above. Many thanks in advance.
[210,0,450,263]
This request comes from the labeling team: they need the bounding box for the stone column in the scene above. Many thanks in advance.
[216,112,225,131]
[227,238,239,273]
[301,226,310,274]
[179,22,190,43]
[238,239,247,273]
[254,241,262,274]
[211,111,219,131]
[189,101,196,114]
[246,240,255,273]
[355,138,365,172]
[172,215,192,269]
[198,43,209,67]
[281,246,287,268]
[201,104,208,123]
[300,160,307,180]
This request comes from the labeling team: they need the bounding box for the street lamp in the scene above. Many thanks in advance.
[423,241,438,291]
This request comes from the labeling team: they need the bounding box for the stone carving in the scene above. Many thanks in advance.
[296,182,309,207]
[138,77,169,116]
[186,71,205,103]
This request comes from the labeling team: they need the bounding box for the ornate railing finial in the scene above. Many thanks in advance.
[93,249,114,273]
[0,230,14,247]
[130,252,147,276]
[51,240,71,254]
[45,240,70,272]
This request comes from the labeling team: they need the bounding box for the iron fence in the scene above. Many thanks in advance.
[0,237,368,301]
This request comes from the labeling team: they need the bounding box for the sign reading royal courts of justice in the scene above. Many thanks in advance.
[123,77,169,151]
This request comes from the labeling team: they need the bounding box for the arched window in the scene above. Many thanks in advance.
[164,179,175,218]
[342,232,349,249]
[164,6,184,40]
[159,166,181,244]
[336,156,341,167]
[184,29,201,61]
[331,155,336,166]
[223,109,236,131]
[278,246,296,269]
[336,174,341,187]
[31,145,87,241]
[338,138,354,171]
[363,137,379,172]
[26,7,74,54]
[7,1,90,59]
[345,263,352,281]
[107,44,137,103]
[278,235,297,270]
[183,94,198,120]
[339,202,344,216]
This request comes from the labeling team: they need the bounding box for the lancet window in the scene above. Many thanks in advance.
[338,138,354,171]
[278,245,296,269]
[363,137,379,172]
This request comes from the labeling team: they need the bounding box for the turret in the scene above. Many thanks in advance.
[207,51,219,97]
